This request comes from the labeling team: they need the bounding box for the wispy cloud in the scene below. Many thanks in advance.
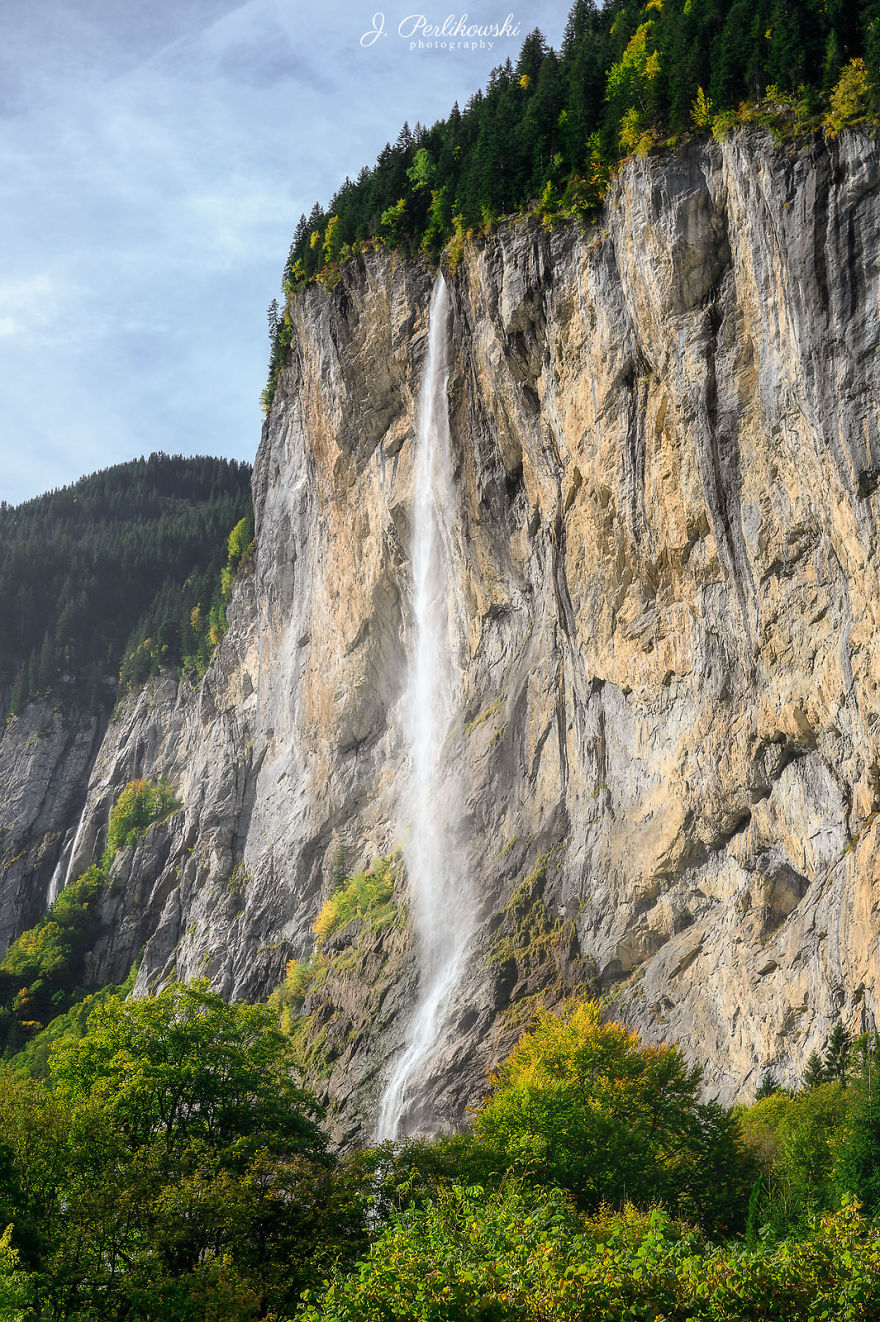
[0,275,65,343]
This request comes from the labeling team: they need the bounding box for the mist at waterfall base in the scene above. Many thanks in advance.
[376,277,473,1142]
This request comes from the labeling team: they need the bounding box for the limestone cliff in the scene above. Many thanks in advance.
[2,128,880,1141]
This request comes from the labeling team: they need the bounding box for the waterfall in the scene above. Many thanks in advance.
[47,803,90,905]
[46,846,68,909]
[376,274,471,1141]
[46,850,69,907]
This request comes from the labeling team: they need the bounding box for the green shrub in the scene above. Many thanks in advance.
[178,512,255,682]
[738,1081,850,1233]
[0,1225,35,1322]
[299,1183,880,1322]
[0,866,106,1051]
[0,983,338,1321]
[825,58,879,136]
[3,967,137,1080]
[226,514,254,573]
[313,855,399,941]
[0,779,177,1054]
[272,956,318,1013]
[104,778,179,863]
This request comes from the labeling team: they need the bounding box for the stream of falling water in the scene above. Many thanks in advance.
[375,274,471,1141]
[46,802,90,905]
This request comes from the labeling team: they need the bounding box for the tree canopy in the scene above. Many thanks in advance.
[0,984,341,1321]
[474,998,754,1229]
[271,0,880,332]
[0,990,879,1316]
[50,982,324,1164]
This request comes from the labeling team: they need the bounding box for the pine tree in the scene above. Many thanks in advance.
[755,1070,780,1100]
[516,28,550,86]
[803,1050,826,1089]
[9,666,27,717]
[767,0,807,92]
[266,299,281,348]
[834,1039,880,1211]
[824,1021,852,1086]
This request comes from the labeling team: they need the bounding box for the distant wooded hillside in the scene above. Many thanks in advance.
[0,453,252,711]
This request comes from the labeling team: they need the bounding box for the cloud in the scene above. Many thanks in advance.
[145,0,328,91]
[0,274,78,345]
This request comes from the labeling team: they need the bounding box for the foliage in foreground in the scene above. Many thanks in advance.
[475,998,754,1231]
[0,984,348,1322]
[299,1184,880,1322]
[2,983,880,1318]
[737,1028,880,1234]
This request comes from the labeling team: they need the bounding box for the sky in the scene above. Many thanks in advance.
[0,0,570,505]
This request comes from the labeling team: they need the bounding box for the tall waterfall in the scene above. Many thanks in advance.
[376,275,471,1141]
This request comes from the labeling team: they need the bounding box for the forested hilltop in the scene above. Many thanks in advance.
[263,0,879,408]
[285,0,877,264]
[296,0,879,258]
[0,454,252,713]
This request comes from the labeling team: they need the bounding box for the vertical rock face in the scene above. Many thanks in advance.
[0,699,102,951]
[2,128,880,1138]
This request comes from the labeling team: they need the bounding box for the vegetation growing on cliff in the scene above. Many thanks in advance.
[489,848,577,972]
[119,509,255,689]
[267,0,880,358]
[312,854,399,941]
[0,454,252,713]
[0,779,178,1056]
[269,853,406,1079]
[103,777,178,858]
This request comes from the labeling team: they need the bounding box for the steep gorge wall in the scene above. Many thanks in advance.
[2,129,880,1138]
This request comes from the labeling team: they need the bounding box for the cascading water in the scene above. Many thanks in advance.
[375,274,472,1141]
[46,803,90,905]
[46,850,69,907]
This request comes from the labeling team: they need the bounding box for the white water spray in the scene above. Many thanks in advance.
[46,851,68,907]
[47,802,90,905]
[376,275,472,1141]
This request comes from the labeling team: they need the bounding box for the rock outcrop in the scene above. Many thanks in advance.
[2,128,880,1138]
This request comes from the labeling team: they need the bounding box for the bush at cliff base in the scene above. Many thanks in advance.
[473,998,755,1233]
[297,1183,880,1322]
